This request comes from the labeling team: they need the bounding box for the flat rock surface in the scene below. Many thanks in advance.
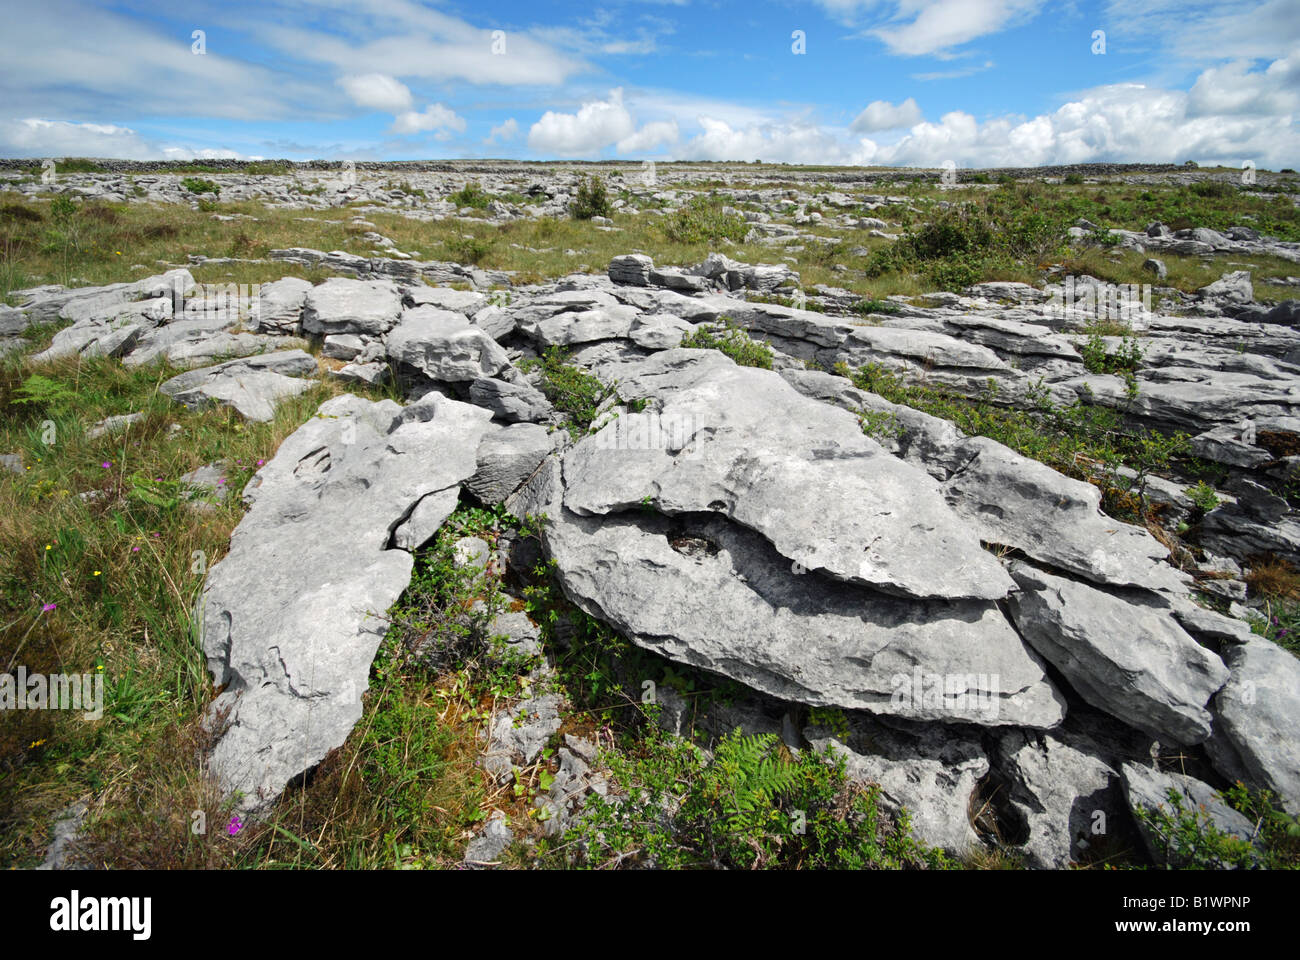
[545,508,1065,727]
[564,349,1015,601]
[201,392,492,811]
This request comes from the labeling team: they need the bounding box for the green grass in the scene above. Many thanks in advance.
[661,193,749,244]
[852,298,904,317]
[1131,782,1299,870]
[864,186,1073,291]
[30,158,106,175]
[0,335,401,867]
[180,178,220,197]
[3,174,1292,306]
[518,346,613,437]
[680,318,774,369]
[557,725,953,870]
[836,360,1192,523]
[447,182,490,209]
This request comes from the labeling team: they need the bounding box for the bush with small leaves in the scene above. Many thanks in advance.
[570,176,612,220]
[180,177,220,196]
[680,318,773,369]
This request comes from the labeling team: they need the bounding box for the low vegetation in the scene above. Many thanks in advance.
[835,360,1192,523]
[569,176,612,221]
[564,726,952,869]
[680,317,775,368]
[518,346,613,437]
[1132,783,1300,870]
[447,182,489,210]
[0,341,398,867]
[661,193,749,244]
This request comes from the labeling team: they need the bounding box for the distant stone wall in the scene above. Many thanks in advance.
[0,157,1191,178]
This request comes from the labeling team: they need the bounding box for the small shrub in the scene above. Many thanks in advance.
[566,727,953,870]
[181,177,220,196]
[0,203,44,224]
[448,182,489,209]
[1078,331,1144,376]
[661,194,748,244]
[48,194,77,225]
[520,346,612,436]
[1131,787,1256,869]
[1191,181,1234,199]
[570,176,612,220]
[51,158,105,174]
[444,234,494,265]
[852,298,903,316]
[680,318,773,369]
[859,409,903,442]
[242,162,291,176]
[1188,481,1220,513]
[1064,173,1084,186]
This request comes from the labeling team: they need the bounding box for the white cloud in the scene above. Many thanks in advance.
[527,88,635,155]
[0,118,248,160]
[871,62,1299,168]
[338,73,413,113]
[0,1,322,122]
[676,117,874,165]
[913,60,995,81]
[1187,55,1300,117]
[486,118,520,143]
[866,0,1047,56]
[654,54,1298,169]
[851,97,923,132]
[257,0,588,88]
[1104,0,1300,62]
[616,120,679,153]
[390,103,467,137]
[532,9,676,58]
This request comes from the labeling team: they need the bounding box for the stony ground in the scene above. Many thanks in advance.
[2,161,1299,870]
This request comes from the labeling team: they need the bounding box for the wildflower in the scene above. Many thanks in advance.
[29,740,45,749]
[101,461,111,469]
[132,546,140,552]
[45,544,51,551]
[93,570,101,576]
[41,602,56,612]
[256,459,265,466]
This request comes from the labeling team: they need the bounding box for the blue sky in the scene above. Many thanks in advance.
[1,0,1296,167]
